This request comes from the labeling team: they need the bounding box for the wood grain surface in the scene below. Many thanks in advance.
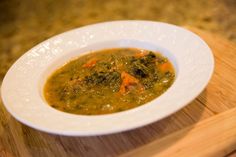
[0,28,236,157]
[122,108,236,157]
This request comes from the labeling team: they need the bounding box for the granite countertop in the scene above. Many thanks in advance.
[0,0,236,82]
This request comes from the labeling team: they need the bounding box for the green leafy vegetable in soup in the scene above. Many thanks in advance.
[44,48,175,115]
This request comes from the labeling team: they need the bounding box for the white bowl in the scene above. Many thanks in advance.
[1,21,214,136]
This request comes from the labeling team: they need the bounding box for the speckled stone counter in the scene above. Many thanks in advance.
[0,0,236,81]
[1,1,236,157]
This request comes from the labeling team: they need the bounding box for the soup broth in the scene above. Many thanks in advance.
[44,48,175,115]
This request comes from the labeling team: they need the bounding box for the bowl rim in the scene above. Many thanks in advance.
[1,20,214,136]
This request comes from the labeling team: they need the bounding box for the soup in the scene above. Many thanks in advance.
[44,48,175,115]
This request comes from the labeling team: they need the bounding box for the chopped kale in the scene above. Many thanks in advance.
[128,52,159,89]
[84,71,121,88]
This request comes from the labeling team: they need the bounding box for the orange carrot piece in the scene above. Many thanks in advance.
[119,84,126,94]
[82,59,97,68]
[119,72,139,94]
[159,62,171,72]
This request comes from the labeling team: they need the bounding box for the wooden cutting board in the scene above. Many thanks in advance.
[0,28,236,157]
